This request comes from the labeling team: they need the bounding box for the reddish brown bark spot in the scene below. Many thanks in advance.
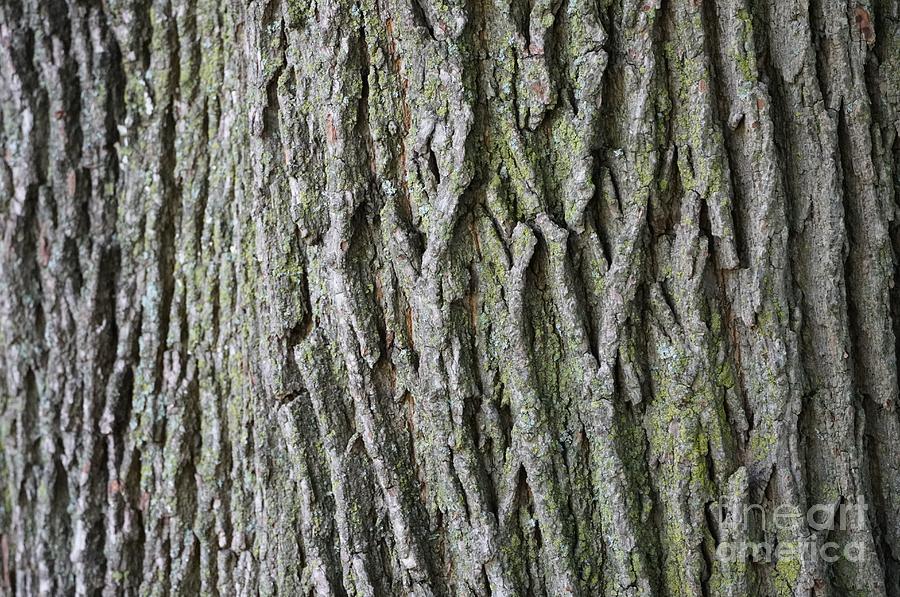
[326,113,337,144]
[405,306,414,349]
[386,18,399,59]
[1,534,8,590]
[66,169,77,197]
[854,7,876,46]
[38,233,50,267]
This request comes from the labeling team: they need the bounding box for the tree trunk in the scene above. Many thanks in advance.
[1,0,899,594]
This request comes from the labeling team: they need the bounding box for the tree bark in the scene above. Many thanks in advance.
[1,0,899,594]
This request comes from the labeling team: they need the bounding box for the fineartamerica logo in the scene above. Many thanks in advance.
[713,497,869,564]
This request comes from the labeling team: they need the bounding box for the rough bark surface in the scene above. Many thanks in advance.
[1,0,899,594]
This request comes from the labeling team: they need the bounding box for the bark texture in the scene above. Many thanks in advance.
[1,0,899,594]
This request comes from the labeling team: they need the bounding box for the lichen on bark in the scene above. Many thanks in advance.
[1,0,899,594]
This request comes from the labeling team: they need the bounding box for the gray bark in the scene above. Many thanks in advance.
[0,0,899,594]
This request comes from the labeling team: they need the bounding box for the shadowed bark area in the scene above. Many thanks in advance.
[1,0,899,594]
